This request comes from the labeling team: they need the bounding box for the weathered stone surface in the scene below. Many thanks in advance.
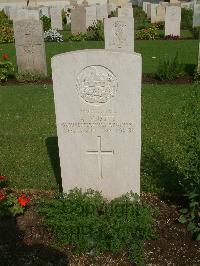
[71,6,87,34]
[96,4,108,21]
[156,4,165,22]
[118,7,133,17]
[165,6,181,36]
[50,7,63,30]
[13,19,47,75]
[86,5,97,28]
[193,4,200,27]
[52,49,141,199]
[104,17,134,52]
[151,3,158,23]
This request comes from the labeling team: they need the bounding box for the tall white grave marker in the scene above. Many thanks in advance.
[52,50,141,199]
[165,6,181,36]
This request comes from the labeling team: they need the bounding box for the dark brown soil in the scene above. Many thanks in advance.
[142,74,193,85]
[0,75,194,86]
[0,190,199,266]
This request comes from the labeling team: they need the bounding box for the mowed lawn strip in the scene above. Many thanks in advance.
[1,83,200,191]
[0,39,198,75]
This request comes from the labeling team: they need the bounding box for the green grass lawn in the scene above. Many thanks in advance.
[1,83,199,192]
[0,39,198,75]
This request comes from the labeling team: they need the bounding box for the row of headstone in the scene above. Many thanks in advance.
[143,2,181,36]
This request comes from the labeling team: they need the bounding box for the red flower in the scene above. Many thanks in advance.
[2,54,9,60]
[0,190,6,201]
[18,194,30,207]
[0,175,6,181]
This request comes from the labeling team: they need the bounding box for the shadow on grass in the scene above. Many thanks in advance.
[46,137,62,192]
[141,145,183,196]
[184,64,196,76]
[0,217,69,265]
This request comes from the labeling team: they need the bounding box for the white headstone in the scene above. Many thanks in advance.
[96,4,108,21]
[50,7,63,30]
[193,4,200,27]
[13,19,47,76]
[86,5,97,28]
[151,4,158,23]
[156,5,165,22]
[9,8,40,21]
[104,17,134,52]
[165,6,181,36]
[39,6,50,18]
[143,2,150,13]
[118,7,133,17]
[107,3,117,15]
[52,49,141,199]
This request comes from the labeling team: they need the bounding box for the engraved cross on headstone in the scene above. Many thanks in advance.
[86,136,114,178]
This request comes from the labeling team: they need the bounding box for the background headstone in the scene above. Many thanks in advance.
[147,3,151,19]
[13,19,47,76]
[104,17,134,52]
[193,4,200,27]
[165,6,181,36]
[52,49,141,199]
[50,7,63,30]
[71,6,87,34]
[118,7,133,17]
[96,4,108,21]
[85,5,97,28]
[156,4,165,22]
[151,3,158,23]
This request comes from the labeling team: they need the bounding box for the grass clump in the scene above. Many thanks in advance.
[155,53,183,80]
[38,189,154,265]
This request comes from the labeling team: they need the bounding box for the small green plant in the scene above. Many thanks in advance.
[40,15,51,32]
[133,6,146,19]
[67,32,86,41]
[155,53,183,80]
[194,70,200,84]
[86,20,104,41]
[181,8,193,30]
[136,26,159,40]
[38,189,154,265]
[0,53,14,82]
[16,71,46,82]
[0,10,14,43]
[177,87,200,240]
[0,175,30,217]
[179,191,200,240]
[192,27,200,40]
[109,10,117,18]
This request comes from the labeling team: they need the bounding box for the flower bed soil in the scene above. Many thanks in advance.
[0,74,194,86]
[0,190,199,266]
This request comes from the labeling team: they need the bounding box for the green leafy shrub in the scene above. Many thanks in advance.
[181,8,193,30]
[38,189,154,265]
[0,53,14,82]
[40,15,51,32]
[66,32,86,41]
[133,6,146,19]
[109,10,117,18]
[16,71,46,82]
[179,191,200,240]
[152,21,164,30]
[86,20,104,41]
[136,26,159,40]
[135,19,150,30]
[155,53,183,80]
[0,175,30,217]
[192,27,200,39]
[194,70,200,83]
[177,88,200,240]
[0,10,14,43]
